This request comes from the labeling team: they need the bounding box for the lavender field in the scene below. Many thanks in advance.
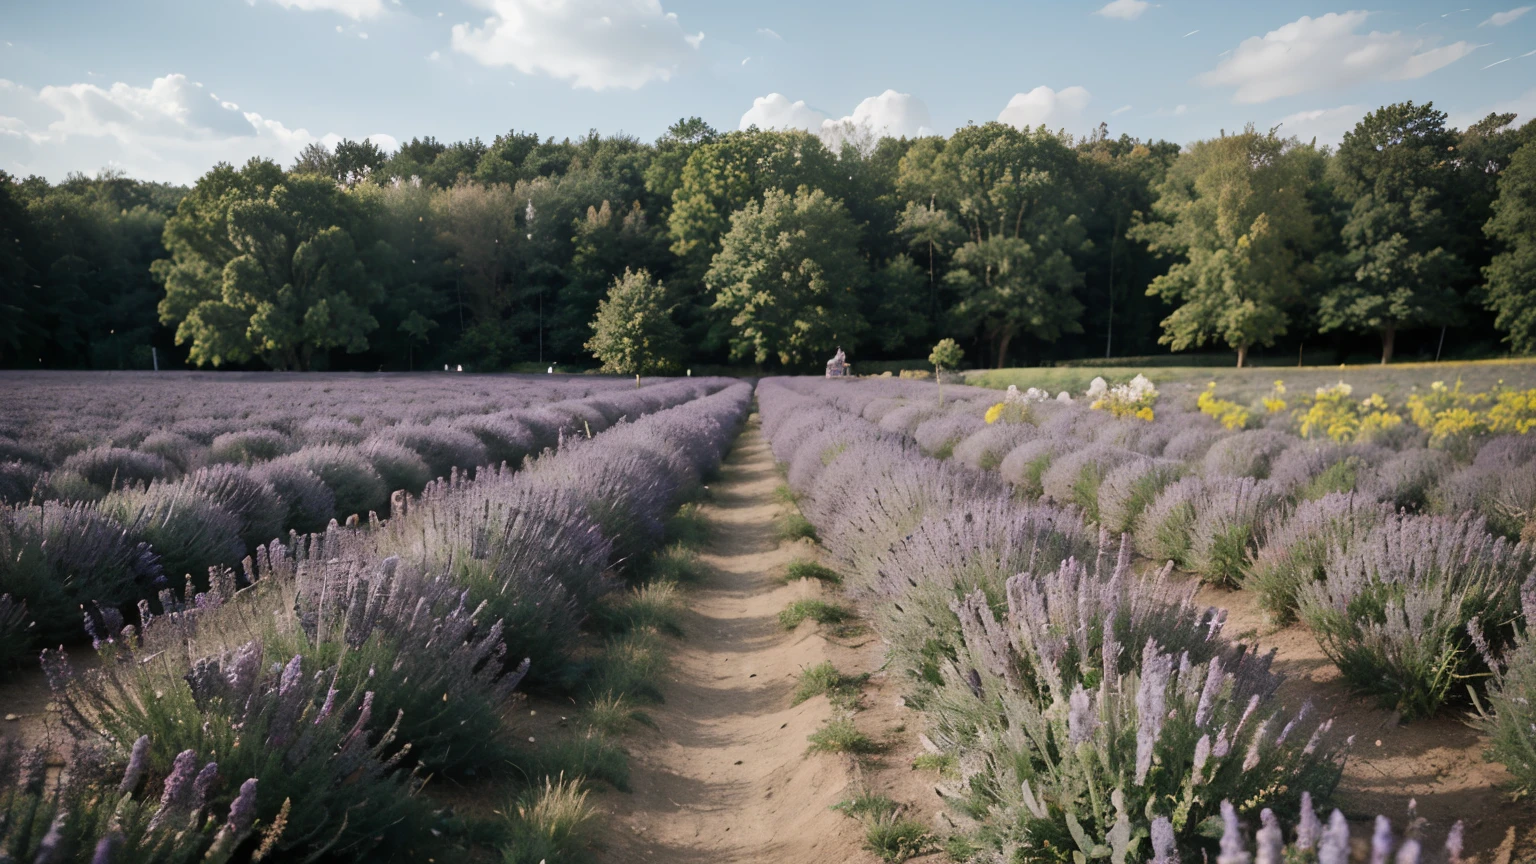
[4,369,1536,863]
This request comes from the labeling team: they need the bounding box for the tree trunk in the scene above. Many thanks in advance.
[1381,325,1396,365]
[996,329,1015,369]
[1236,344,1248,368]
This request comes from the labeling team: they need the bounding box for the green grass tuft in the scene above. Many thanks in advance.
[864,814,936,863]
[585,628,670,704]
[778,599,853,631]
[831,792,898,819]
[664,502,709,548]
[508,731,630,793]
[773,484,799,505]
[784,559,841,585]
[791,661,868,708]
[807,718,882,755]
[645,543,708,585]
[581,692,656,736]
[499,773,599,864]
[777,512,818,542]
[910,753,956,775]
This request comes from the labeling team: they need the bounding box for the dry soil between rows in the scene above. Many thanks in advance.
[592,417,892,864]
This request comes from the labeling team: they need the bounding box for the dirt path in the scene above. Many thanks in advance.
[593,417,881,864]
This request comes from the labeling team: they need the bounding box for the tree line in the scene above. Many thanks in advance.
[1,101,1533,372]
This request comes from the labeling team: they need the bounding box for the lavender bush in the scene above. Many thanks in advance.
[1185,478,1283,587]
[1361,448,1453,512]
[453,413,538,467]
[0,735,266,863]
[1203,429,1293,480]
[1133,476,1206,567]
[1297,513,1535,718]
[208,428,293,465]
[1097,458,1184,535]
[0,594,28,674]
[99,483,245,588]
[271,445,389,521]
[357,438,433,498]
[1040,445,1136,522]
[914,413,988,459]
[137,431,204,473]
[375,424,490,480]
[1,502,163,645]
[1474,577,1536,797]
[250,460,335,535]
[999,437,1071,499]
[62,446,175,493]
[180,464,287,550]
[1247,493,1394,626]
[951,422,1037,472]
[0,460,41,505]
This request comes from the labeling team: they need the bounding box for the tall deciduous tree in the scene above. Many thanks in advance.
[585,267,683,375]
[156,166,381,369]
[1484,137,1536,354]
[707,187,866,368]
[1320,102,1464,363]
[1135,126,1321,367]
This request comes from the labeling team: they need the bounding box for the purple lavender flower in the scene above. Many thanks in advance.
[228,777,259,835]
[119,734,150,793]
[191,760,220,811]
[91,832,124,864]
[1216,801,1251,864]
[1295,792,1321,850]
[1150,816,1179,864]
[1068,684,1098,745]
[1255,809,1283,864]
[1318,809,1350,864]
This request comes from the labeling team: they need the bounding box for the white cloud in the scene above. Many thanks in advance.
[451,0,702,90]
[427,50,441,61]
[1482,6,1532,26]
[1111,104,1132,116]
[757,27,781,39]
[741,56,750,65]
[255,0,386,20]
[0,73,393,184]
[739,93,825,133]
[740,89,934,149]
[1094,0,1150,20]
[1274,104,1361,146]
[1199,11,1477,104]
[997,85,1092,131]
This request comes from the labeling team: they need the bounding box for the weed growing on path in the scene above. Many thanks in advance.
[777,511,818,541]
[500,774,598,864]
[807,718,882,755]
[791,661,868,707]
[778,599,853,630]
[784,559,841,584]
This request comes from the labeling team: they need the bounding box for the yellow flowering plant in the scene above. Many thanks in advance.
[1197,383,1249,430]
[1296,382,1402,444]
[984,384,1040,425]
[1262,380,1287,414]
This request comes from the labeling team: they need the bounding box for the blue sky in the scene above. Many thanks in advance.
[2,0,1534,183]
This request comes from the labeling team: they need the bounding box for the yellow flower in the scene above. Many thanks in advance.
[984,403,1005,424]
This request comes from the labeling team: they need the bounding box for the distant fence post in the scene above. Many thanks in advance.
[152,347,159,371]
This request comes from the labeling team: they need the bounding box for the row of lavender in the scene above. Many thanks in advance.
[782,376,1536,725]
[0,376,733,664]
[1,381,753,863]
[758,378,1468,863]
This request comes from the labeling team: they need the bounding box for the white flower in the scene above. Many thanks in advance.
[1057,391,1073,402]
[1087,377,1109,399]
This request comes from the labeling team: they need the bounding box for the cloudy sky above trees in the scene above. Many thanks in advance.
[2,0,1533,183]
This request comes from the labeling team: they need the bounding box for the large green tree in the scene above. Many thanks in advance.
[902,122,1093,366]
[585,267,683,375]
[1320,102,1464,363]
[156,164,382,369]
[1484,136,1536,354]
[1135,126,1322,367]
[707,186,866,368]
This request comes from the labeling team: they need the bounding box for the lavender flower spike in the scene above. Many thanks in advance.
[1319,810,1350,864]
[1370,816,1394,864]
[1150,817,1179,864]
[191,760,220,811]
[1068,684,1098,745]
[1255,809,1283,864]
[228,778,260,835]
[1295,792,1322,850]
[1445,822,1465,864]
[91,832,124,864]
[118,734,150,794]
[1216,801,1251,864]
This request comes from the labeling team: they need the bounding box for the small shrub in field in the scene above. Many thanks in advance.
[453,414,537,468]
[664,502,709,548]
[1133,476,1205,567]
[1097,458,1182,535]
[511,730,631,792]
[297,416,367,447]
[0,737,267,864]
[99,484,245,587]
[377,423,489,479]
[208,428,292,465]
[646,543,706,584]
[272,445,388,521]
[180,465,286,550]
[1247,493,1393,626]
[586,628,670,704]
[0,436,47,467]
[601,580,685,636]
[1162,425,1225,461]
[807,718,881,754]
[581,693,653,735]
[42,469,103,503]
[1202,429,1292,480]
[1185,477,1282,587]
[779,599,853,630]
[1474,582,1536,797]
[1039,445,1135,521]
[357,439,432,498]
[1297,513,1534,719]
[62,446,173,492]
[998,437,1066,498]
[833,791,898,819]
[952,423,1037,471]
[914,414,987,459]
[0,461,41,505]
[500,774,598,864]
[785,559,841,584]
[1363,448,1453,511]
[47,637,428,863]
[249,460,335,535]
[0,503,163,646]
[138,431,204,473]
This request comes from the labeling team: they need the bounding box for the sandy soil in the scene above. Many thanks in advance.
[592,417,920,864]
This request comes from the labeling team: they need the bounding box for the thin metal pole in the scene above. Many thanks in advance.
[1436,326,1446,362]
